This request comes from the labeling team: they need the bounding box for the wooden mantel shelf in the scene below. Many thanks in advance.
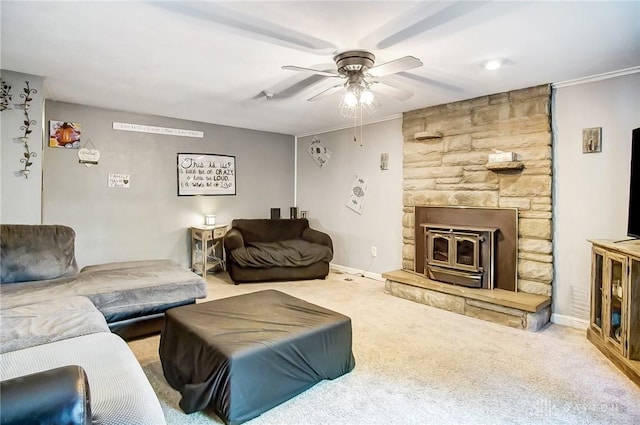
[382,269,550,313]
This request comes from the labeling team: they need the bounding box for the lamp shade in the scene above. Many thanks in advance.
[204,215,216,226]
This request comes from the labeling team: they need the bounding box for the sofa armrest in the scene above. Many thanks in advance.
[302,228,333,252]
[224,228,245,252]
[0,365,91,425]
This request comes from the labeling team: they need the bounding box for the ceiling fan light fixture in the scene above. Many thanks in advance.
[343,87,359,108]
[338,81,380,118]
[360,89,375,105]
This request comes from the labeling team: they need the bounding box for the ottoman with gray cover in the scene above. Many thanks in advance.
[159,289,355,425]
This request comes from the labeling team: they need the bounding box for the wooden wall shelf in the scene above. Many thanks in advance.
[486,161,524,171]
[414,131,443,141]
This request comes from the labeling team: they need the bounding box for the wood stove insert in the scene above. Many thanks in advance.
[413,206,518,292]
[421,223,498,289]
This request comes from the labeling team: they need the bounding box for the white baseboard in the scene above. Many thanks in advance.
[330,263,384,282]
[551,313,589,330]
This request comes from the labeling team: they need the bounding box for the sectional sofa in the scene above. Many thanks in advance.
[0,224,207,424]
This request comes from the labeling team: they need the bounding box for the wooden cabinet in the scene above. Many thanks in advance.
[587,239,640,386]
[191,225,228,276]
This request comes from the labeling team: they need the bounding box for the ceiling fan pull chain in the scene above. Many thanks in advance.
[360,106,364,147]
[353,112,357,144]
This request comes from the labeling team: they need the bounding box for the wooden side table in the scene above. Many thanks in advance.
[191,224,228,276]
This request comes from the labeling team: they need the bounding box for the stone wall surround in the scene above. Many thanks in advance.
[385,84,553,330]
[401,84,553,296]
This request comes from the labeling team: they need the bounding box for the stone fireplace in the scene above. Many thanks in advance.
[383,84,553,331]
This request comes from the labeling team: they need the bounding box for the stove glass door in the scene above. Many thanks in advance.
[453,233,480,271]
[428,231,451,267]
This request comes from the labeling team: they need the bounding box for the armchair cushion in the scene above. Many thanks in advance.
[230,239,332,268]
[230,218,310,243]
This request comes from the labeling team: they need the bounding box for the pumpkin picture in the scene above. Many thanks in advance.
[49,120,81,148]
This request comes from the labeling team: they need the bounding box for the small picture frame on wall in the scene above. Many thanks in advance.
[49,120,82,149]
[582,127,602,153]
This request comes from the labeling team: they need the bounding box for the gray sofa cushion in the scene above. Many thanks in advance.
[0,259,206,321]
[0,333,166,425]
[1,225,78,284]
[0,296,109,354]
[80,260,206,321]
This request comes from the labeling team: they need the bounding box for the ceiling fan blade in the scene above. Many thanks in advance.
[307,84,345,101]
[259,74,330,100]
[396,71,463,93]
[152,3,336,53]
[369,81,414,101]
[282,65,340,78]
[367,56,423,77]
[374,2,488,49]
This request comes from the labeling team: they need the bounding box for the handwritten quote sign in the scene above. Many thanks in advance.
[177,153,236,196]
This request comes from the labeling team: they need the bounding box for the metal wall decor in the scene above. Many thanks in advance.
[0,80,12,111]
[17,81,38,178]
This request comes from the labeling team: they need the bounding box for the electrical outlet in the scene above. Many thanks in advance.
[371,246,377,257]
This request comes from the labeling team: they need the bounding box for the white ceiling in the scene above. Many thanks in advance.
[2,1,639,136]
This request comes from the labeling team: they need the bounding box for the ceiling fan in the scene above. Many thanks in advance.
[282,50,423,113]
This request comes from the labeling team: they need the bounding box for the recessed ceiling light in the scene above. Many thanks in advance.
[484,60,502,71]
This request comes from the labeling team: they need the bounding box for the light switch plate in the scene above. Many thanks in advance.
[582,127,602,153]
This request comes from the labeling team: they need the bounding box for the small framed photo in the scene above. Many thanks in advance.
[582,127,602,153]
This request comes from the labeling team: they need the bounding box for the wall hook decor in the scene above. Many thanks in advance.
[0,80,12,111]
[16,81,38,178]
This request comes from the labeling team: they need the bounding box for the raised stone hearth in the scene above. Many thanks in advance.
[390,84,553,330]
[383,270,551,331]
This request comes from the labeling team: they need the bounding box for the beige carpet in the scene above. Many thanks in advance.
[128,271,640,425]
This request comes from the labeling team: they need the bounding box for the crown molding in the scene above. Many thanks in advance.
[552,66,640,88]
[295,113,402,138]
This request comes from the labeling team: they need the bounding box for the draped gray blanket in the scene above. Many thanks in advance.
[230,239,332,268]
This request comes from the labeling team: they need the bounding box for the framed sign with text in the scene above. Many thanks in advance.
[177,153,236,196]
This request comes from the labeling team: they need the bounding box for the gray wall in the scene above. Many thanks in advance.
[296,118,404,276]
[44,101,294,268]
[553,72,640,326]
[1,70,44,224]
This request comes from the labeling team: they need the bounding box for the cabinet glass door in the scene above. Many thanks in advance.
[591,249,604,332]
[606,254,626,349]
[628,258,640,360]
